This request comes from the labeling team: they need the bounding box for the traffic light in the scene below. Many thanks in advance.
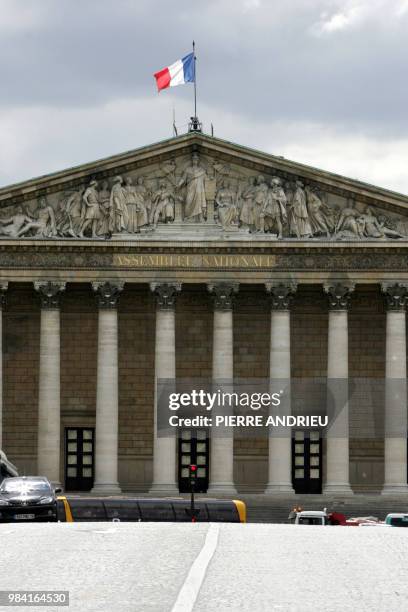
[189,463,197,491]
[185,464,200,522]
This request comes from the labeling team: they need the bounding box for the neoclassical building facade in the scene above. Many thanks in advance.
[0,131,407,496]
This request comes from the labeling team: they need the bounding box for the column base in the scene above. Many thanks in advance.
[207,483,237,496]
[381,484,408,495]
[264,484,295,495]
[323,484,354,495]
[91,483,122,495]
[149,483,179,496]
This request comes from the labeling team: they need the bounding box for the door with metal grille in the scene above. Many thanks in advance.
[65,428,95,491]
[178,429,209,493]
[292,430,322,494]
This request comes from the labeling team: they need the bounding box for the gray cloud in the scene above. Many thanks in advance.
[1,0,407,127]
[0,0,407,191]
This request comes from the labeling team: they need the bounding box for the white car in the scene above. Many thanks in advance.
[295,510,328,525]
[384,513,408,527]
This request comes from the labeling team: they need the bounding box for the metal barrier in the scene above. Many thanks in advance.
[57,497,246,523]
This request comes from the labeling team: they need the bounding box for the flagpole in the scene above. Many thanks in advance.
[193,40,197,119]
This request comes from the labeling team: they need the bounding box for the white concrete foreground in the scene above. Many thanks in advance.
[0,523,407,611]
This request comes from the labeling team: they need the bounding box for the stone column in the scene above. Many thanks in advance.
[323,282,354,494]
[264,282,297,494]
[34,281,65,486]
[382,283,408,494]
[207,282,238,494]
[91,281,124,494]
[149,282,181,493]
[0,283,8,451]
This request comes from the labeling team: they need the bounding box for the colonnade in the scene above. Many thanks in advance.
[1,280,407,495]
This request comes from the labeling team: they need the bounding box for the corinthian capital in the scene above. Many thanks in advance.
[208,282,239,310]
[150,282,182,309]
[382,282,408,311]
[92,281,124,309]
[34,281,66,309]
[265,281,297,310]
[324,282,355,310]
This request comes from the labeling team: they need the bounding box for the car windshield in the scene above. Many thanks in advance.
[390,517,408,527]
[0,479,51,494]
[298,517,324,525]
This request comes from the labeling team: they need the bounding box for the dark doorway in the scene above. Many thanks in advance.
[292,430,322,494]
[65,428,95,491]
[178,429,209,493]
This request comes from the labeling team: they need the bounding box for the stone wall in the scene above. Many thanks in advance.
[176,285,212,381]
[117,285,155,490]
[348,285,385,491]
[3,284,40,476]
[233,288,269,490]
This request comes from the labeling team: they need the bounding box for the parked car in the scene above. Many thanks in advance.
[293,508,383,526]
[384,513,408,527]
[0,476,61,523]
[330,513,382,527]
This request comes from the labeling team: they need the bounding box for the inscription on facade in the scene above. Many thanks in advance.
[0,249,407,273]
[114,254,277,268]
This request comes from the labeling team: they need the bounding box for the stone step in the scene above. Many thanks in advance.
[244,497,408,523]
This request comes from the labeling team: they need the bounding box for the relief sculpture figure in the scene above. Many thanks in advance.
[96,181,113,237]
[215,180,238,230]
[376,214,407,239]
[253,175,269,232]
[335,201,364,239]
[306,186,333,238]
[0,206,34,238]
[17,197,57,238]
[97,181,113,237]
[260,177,287,238]
[358,207,405,239]
[159,159,178,188]
[239,177,256,230]
[56,188,85,237]
[111,176,129,233]
[134,177,150,229]
[288,181,312,238]
[66,188,86,237]
[80,180,101,238]
[125,177,140,234]
[55,192,71,236]
[151,180,175,227]
[178,153,207,222]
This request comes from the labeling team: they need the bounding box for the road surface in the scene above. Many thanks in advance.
[0,523,407,611]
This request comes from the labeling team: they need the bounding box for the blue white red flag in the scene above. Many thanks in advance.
[154,52,195,92]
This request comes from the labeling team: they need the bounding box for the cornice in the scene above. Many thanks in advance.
[0,238,408,251]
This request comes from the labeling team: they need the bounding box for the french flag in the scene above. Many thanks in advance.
[154,52,195,92]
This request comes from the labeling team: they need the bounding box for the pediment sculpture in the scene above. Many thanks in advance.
[0,152,406,241]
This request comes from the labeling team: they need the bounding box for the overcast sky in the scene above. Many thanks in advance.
[1,0,408,193]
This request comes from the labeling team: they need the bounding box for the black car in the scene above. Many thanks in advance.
[0,476,61,522]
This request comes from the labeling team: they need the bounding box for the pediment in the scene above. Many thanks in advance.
[0,132,408,242]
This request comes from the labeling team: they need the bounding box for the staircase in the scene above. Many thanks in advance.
[240,494,408,523]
